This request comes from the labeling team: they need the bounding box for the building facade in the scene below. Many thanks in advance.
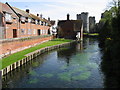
[0,2,51,39]
[77,12,89,32]
[57,14,83,40]
[89,16,96,33]
[0,2,19,39]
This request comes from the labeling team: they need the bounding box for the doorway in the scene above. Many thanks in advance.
[13,29,17,38]
[38,29,41,35]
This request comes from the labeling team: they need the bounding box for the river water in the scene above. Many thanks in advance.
[2,38,105,88]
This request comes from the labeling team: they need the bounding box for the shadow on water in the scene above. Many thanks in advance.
[101,51,120,88]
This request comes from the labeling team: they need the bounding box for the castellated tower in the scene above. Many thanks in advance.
[77,12,89,32]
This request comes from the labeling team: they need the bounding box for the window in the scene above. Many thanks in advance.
[35,20,38,24]
[44,22,46,26]
[41,21,43,25]
[34,29,36,34]
[28,18,31,23]
[41,30,42,34]
[46,23,48,26]
[21,29,25,35]
[39,21,41,25]
[28,29,32,34]
[5,13,12,22]
[21,17,26,22]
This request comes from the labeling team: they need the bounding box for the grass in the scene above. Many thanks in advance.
[0,38,72,69]
[83,33,99,36]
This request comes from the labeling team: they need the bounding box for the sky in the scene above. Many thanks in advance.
[1,0,112,23]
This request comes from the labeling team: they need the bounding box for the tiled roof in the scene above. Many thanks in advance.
[58,20,83,31]
[0,2,18,18]
[12,7,49,22]
[30,13,43,21]
[12,7,31,18]
[1,2,51,23]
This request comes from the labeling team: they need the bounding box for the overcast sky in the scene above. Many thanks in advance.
[1,0,112,23]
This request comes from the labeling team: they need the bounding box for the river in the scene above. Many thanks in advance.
[2,38,105,88]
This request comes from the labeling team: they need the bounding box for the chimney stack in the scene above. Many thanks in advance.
[67,14,70,20]
[26,9,30,13]
[48,17,50,21]
[37,14,39,16]
[40,14,42,18]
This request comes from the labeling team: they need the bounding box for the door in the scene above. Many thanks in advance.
[38,29,41,35]
[13,29,17,38]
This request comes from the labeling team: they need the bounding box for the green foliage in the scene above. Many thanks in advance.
[99,0,120,61]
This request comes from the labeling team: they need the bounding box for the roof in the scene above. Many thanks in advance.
[58,20,82,26]
[50,20,55,25]
[1,2,51,23]
[12,7,50,23]
[29,13,42,21]
[12,7,31,18]
[0,2,18,18]
[58,20,83,31]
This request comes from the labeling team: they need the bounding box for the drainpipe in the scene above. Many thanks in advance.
[3,14,6,39]
[19,17,21,38]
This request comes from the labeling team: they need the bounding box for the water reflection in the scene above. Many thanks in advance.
[101,53,120,88]
[2,38,104,88]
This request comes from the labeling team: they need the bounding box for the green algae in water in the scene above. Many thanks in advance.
[70,53,92,65]
[72,71,91,80]
[28,70,37,76]
[58,64,92,82]
[28,78,39,84]
[41,73,53,78]
[87,63,98,69]
[32,62,39,67]
[58,72,71,82]
[60,65,68,70]
[69,66,88,75]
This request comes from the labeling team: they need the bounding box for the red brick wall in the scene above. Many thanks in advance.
[0,36,53,57]
[5,18,19,39]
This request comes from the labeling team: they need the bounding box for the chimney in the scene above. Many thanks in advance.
[26,9,29,13]
[48,17,50,21]
[67,14,70,20]
[37,14,39,16]
[40,14,42,18]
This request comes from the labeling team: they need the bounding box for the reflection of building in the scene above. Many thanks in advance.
[58,14,83,40]
[77,12,89,32]
[89,16,96,33]
[76,41,83,51]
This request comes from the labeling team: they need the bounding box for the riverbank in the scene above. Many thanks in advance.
[83,33,99,37]
[1,38,72,70]
[2,38,104,88]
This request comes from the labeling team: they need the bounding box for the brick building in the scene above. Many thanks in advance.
[0,2,51,39]
[57,14,83,40]
[0,2,19,39]
[0,2,54,58]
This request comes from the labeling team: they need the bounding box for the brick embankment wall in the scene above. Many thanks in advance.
[1,41,75,76]
[0,35,53,58]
